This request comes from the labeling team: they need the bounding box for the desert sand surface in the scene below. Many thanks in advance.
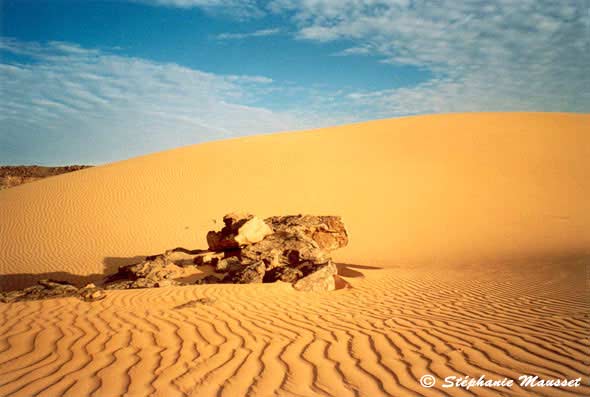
[0,112,589,396]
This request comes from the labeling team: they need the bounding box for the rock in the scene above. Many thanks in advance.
[103,280,134,290]
[38,279,78,295]
[104,256,187,289]
[193,251,226,266]
[1,279,106,302]
[174,298,215,309]
[223,261,265,284]
[164,248,211,266]
[263,266,303,283]
[293,262,337,292]
[215,256,242,273]
[207,213,273,251]
[265,215,348,251]
[79,285,107,302]
[241,230,329,269]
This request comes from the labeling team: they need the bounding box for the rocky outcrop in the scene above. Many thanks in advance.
[209,214,348,290]
[104,255,186,289]
[1,213,349,300]
[265,215,348,251]
[0,280,106,303]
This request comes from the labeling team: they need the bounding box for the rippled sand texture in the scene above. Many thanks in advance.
[1,261,588,397]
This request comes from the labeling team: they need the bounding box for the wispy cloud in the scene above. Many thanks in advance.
[130,0,589,114]
[216,28,281,40]
[131,0,263,18]
[0,39,311,164]
[270,0,590,114]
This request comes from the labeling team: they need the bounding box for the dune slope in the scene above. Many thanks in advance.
[0,113,588,284]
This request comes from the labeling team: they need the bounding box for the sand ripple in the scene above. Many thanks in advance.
[1,261,587,397]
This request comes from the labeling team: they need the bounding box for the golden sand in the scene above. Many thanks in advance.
[0,113,588,396]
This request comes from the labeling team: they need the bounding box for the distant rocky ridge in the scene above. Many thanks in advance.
[0,165,91,189]
[1,214,349,303]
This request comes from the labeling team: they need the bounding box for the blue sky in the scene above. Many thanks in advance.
[1,0,588,165]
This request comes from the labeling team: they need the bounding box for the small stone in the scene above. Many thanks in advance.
[79,288,106,302]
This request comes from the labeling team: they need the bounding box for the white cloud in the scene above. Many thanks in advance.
[131,0,263,18]
[269,0,590,114]
[331,46,372,56]
[0,39,314,164]
[216,28,281,40]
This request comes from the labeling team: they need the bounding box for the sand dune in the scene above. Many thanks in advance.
[1,113,588,284]
[0,112,589,396]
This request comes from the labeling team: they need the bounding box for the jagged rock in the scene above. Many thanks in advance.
[293,262,337,292]
[103,280,134,290]
[222,261,265,284]
[263,266,303,283]
[240,231,329,269]
[215,256,242,273]
[207,213,273,251]
[0,279,106,302]
[265,215,348,251]
[104,256,186,289]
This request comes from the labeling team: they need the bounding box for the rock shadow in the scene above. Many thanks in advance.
[335,263,381,278]
[102,255,149,276]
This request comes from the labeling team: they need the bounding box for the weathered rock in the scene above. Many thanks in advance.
[207,213,273,251]
[193,251,226,266]
[104,256,187,289]
[79,284,107,301]
[103,280,134,290]
[265,215,348,251]
[215,256,242,273]
[0,279,106,302]
[240,231,329,269]
[223,261,265,284]
[164,248,212,266]
[293,262,337,292]
[263,266,303,283]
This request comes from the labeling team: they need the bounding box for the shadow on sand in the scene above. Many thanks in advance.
[335,263,381,278]
[1,252,382,292]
